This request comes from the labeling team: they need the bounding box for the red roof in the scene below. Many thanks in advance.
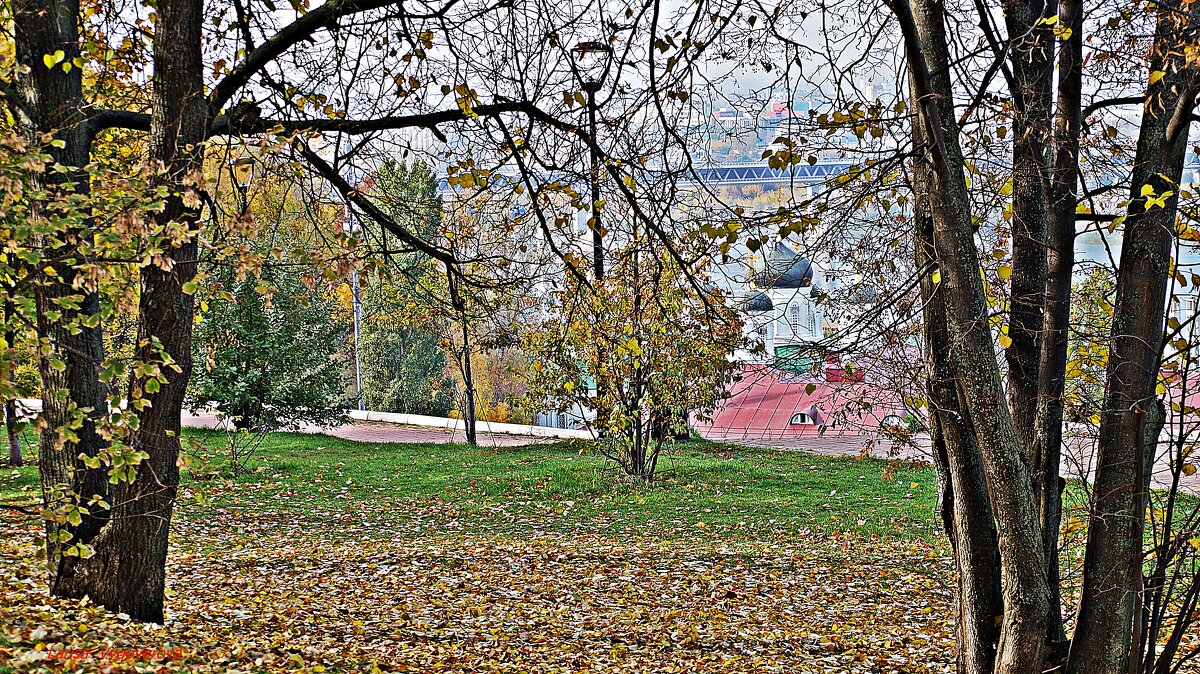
[695,364,905,440]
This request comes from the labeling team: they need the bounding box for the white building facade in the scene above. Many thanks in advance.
[733,242,827,373]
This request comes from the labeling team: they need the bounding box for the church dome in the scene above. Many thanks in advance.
[738,291,774,312]
[753,243,813,289]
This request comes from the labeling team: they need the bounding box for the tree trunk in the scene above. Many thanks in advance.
[1002,0,1054,457]
[51,0,206,622]
[914,123,1004,673]
[447,270,477,446]
[12,0,112,575]
[1066,8,1198,669]
[1129,397,1164,674]
[1032,0,1083,651]
[893,0,1051,669]
[6,399,22,468]
[5,300,23,469]
[461,333,477,447]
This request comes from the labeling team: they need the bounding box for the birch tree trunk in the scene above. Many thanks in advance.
[5,300,22,469]
[5,400,22,468]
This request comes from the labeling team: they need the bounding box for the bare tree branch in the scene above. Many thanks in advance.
[208,0,463,111]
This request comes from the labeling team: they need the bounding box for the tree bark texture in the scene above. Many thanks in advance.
[1066,7,1198,669]
[6,400,23,468]
[12,0,112,573]
[1030,0,1084,649]
[1129,397,1164,674]
[1001,0,1054,458]
[51,0,206,622]
[5,301,23,469]
[894,0,1051,669]
[913,99,1003,673]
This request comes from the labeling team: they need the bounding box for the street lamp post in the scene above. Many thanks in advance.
[571,39,613,439]
[231,157,255,213]
[352,268,364,412]
[572,40,612,282]
[344,208,365,412]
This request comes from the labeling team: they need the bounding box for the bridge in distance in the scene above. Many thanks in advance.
[435,159,858,193]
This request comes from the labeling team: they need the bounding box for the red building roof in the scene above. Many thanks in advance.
[695,364,905,440]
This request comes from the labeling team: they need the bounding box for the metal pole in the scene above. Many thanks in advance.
[352,266,364,411]
[586,85,607,441]
[345,207,365,412]
[588,88,603,282]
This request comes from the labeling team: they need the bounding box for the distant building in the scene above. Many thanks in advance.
[694,364,907,440]
[708,240,911,441]
[734,242,826,373]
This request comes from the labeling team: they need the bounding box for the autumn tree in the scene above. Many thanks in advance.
[898,0,1200,667]
[356,160,548,441]
[357,159,457,417]
[429,196,553,444]
[187,260,349,474]
[734,0,1200,668]
[525,245,744,480]
[3,0,749,621]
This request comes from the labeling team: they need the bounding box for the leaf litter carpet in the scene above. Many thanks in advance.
[2,506,957,673]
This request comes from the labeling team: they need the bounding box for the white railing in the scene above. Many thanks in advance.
[16,398,593,441]
[347,409,592,440]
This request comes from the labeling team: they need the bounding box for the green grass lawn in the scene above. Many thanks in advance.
[3,429,941,547]
[178,430,941,543]
[2,429,941,544]
[6,427,1200,674]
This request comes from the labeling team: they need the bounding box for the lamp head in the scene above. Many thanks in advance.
[571,40,613,93]
[231,156,255,188]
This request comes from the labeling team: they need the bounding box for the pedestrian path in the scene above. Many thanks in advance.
[183,412,1199,490]
[182,412,553,448]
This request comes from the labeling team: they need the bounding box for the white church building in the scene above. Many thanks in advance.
[733,242,827,373]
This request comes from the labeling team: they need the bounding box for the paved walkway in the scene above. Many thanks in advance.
[717,431,1198,490]
[183,412,553,448]
[184,413,1198,490]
